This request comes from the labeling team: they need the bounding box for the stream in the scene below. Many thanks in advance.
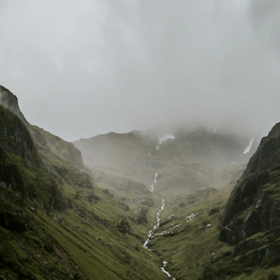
[143,135,176,279]
[143,197,176,279]
[150,172,158,192]
[143,198,165,250]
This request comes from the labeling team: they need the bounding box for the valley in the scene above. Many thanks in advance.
[1,85,280,280]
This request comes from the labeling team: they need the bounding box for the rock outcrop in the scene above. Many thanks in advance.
[220,123,280,246]
[0,85,27,123]
[0,104,41,167]
[200,123,280,280]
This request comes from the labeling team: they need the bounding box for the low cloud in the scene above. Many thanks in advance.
[0,0,280,140]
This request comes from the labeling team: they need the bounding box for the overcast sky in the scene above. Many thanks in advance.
[1,0,280,141]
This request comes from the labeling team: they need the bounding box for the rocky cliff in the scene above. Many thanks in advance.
[200,123,280,279]
[0,85,27,123]
[0,104,41,167]
[0,85,84,169]
[221,123,280,245]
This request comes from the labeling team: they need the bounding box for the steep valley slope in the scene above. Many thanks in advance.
[73,127,260,279]
[75,123,280,280]
[2,85,280,280]
[0,86,166,280]
[75,114,280,279]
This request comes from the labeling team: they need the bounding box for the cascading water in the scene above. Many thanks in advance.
[143,199,176,279]
[144,133,176,278]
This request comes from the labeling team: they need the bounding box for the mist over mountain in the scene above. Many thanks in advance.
[1,0,280,140]
[2,0,280,279]
[2,77,280,278]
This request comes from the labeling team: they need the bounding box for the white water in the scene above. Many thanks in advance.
[155,133,175,150]
[243,137,255,154]
[154,173,158,183]
[143,199,176,279]
[147,136,176,278]
[161,261,176,280]
[150,173,158,192]
[186,213,196,222]
[159,134,175,145]
[143,199,165,249]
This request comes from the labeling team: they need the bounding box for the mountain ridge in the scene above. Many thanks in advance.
[1,85,280,279]
[0,86,166,280]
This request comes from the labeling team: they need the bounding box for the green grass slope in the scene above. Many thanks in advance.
[0,88,167,280]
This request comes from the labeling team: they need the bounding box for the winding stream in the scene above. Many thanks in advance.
[161,261,176,280]
[143,198,165,249]
[150,172,158,192]
[143,199,176,279]
[143,134,177,279]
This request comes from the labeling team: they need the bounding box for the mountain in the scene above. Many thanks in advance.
[73,123,265,280]
[114,123,280,280]
[199,122,280,279]
[0,86,166,280]
[2,85,280,280]
[74,128,257,197]
[74,113,280,279]
[0,86,28,123]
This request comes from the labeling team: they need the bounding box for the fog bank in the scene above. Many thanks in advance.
[1,0,280,140]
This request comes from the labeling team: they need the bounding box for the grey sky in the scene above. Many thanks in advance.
[1,0,280,141]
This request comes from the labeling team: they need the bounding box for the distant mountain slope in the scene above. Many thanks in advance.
[74,131,159,187]
[74,128,258,196]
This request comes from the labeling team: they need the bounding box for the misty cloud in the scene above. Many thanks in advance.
[1,0,280,140]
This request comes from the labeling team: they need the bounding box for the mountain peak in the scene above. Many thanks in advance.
[0,85,27,123]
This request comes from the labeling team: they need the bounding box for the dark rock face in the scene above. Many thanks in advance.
[0,147,26,194]
[0,94,66,211]
[246,123,280,174]
[0,105,41,167]
[0,85,84,169]
[220,122,280,246]
[201,123,280,279]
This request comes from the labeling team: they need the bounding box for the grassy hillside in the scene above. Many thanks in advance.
[2,85,279,280]
[0,88,166,280]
